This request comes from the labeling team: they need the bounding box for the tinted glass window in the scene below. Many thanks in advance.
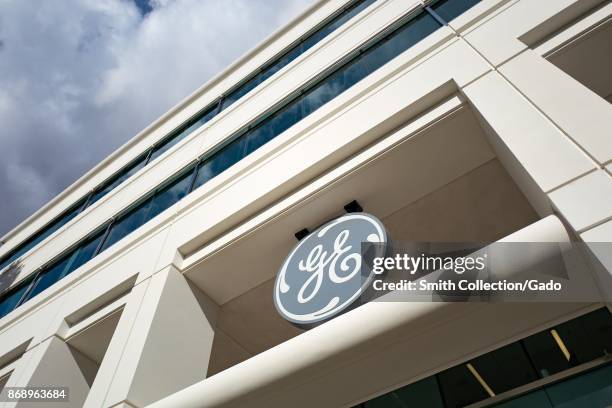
[362,11,440,74]
[438,364,490,407]
[470,342,538,394]
[222,76,265,111]
[0,251,20,273]
[268,98,305,137]
[544,363,612,407]
[149,105,217,163]
[0,198,86,272]
[100,198,152,252]
[193,140,245,190]
[432,0,482,23]
[302,56,366,116]
[493,390,552,408]
[303,0,376,51]
[523,308,612,378]
[259,44,305,82]
[492,364,612,408]
[64,228,107,275]
[0,280,32,319]
[221,0,376,113]
[25,254,73,301]
[147,169,194,221]
[89,154,148,207]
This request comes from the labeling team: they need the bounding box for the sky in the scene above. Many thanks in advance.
[0,0,313,238]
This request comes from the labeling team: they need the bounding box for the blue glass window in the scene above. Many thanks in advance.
[431,0,482,23]
[147,168,194,221]
[219,0,376,114]
[362,10,440,73]
[99,198,153,253]
[19,226,106,304]
[25,254,73,301]
[192,140,245,190]
[88,154,148,207]
[241,121,275,157]
[0,198,87,272]
[0,279,33,319]
[523,308,612,378]
[64,227,107,275]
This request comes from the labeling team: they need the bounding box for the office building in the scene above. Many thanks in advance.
[1,0,611,406]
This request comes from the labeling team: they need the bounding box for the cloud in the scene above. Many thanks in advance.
[0,0,313,238]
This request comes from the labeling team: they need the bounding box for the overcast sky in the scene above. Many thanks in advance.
[0,0,313,238]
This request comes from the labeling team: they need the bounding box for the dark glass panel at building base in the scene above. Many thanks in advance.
[493,364,612,408]
[0,197,87,272]
[470,342,538,395]
[65,228,107,275]
[545,364,612,407]
[365,377,444,408]
[100,199,153,253]
[493,390,552,408]
[438,363,490,407]
[88,154,148,207]
[358,309,612,408]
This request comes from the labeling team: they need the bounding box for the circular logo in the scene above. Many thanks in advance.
[274,213,387,327]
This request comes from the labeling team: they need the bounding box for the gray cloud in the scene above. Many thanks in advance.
[0,0,313,237]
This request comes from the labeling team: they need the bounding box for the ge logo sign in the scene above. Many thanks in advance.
[274,213,387,327]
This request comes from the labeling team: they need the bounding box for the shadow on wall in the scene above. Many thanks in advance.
[0,261,23,293]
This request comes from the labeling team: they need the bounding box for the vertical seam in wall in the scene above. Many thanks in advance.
[99,278,152,408]
[149,221,176,276]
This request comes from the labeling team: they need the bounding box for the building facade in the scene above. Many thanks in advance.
[0,0,612,406]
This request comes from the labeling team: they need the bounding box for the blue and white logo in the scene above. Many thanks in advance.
[274,213,387,327]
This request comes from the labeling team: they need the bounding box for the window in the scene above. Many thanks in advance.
[88,154,148,208]
[99,199,153,253]
[149,104,219,163]
[356,308,612,408]
[523,308,612,378]
[430,0,483,23]
[0,279,33,319]
[219,0,377,113]
[0,197,87,272]
[147,168,194,221]
[64,227,107,275]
